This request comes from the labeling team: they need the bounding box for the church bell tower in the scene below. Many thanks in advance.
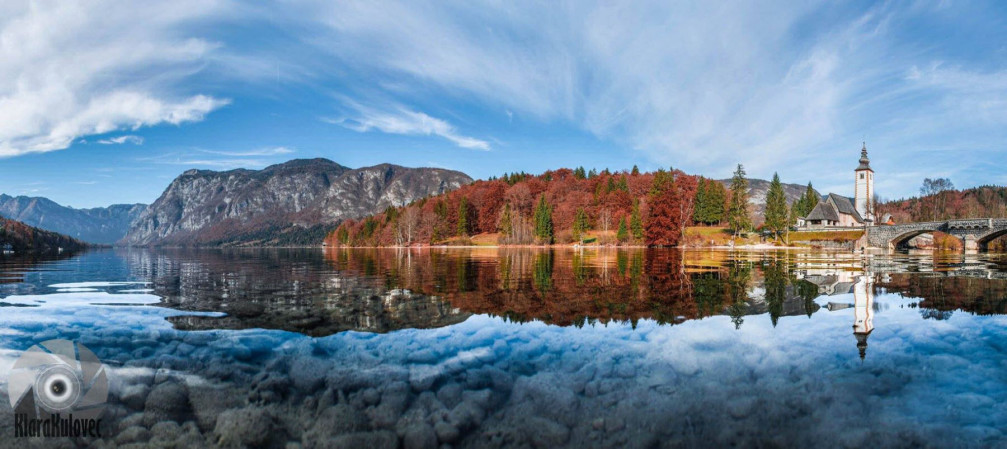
[855,142,874,223]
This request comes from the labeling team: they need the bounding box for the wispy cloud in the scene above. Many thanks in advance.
[97,135,144,145]
[201,146,295,157]
[284,1,1007,194]
[0,1,231,157]
[328,105,490,151]
[136,146,297,170]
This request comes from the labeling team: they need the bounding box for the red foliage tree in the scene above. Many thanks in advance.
[645,170,685,246]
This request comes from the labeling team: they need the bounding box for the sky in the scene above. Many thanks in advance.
[1,1,1007,208]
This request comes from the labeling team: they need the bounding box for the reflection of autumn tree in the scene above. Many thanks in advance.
[643,249,696,325]
[325,248,701,327]
[322,248,840,330]
[877,274,1007,316]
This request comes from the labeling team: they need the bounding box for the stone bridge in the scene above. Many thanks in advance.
[864,218,1007,251]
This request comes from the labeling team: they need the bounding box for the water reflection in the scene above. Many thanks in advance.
[98,247,1007,342]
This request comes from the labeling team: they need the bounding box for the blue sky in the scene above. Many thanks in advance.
[1,1,1006,208]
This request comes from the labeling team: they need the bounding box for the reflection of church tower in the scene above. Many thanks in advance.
[852,273,874,360]
[854,143,874,223]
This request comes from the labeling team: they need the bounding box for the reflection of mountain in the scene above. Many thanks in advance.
[121,249,470,336]
[877,273,1007,316]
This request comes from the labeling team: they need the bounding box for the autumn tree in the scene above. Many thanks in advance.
[498,203,513,237]
[477,182,506,233]
[397,206,420,245]
[920,177,954,221]
[598,208,612,243]
[764,173,788,238]
[645,169,684,246]
[727,164,752,236]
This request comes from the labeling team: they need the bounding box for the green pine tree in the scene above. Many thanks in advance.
[457,197,471,236]
[630,200,644,240]
[617,175,629,192]
[692,178,709,224]
[803,182,819,214]
[631,165,640,176]
[764,173,788,238]
[727,164,752,236]
[616,217,629,242]
[572,208,590,241]
[533,194,554,244]
[706,180,727,225]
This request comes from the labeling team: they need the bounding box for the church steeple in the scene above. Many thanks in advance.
[854,142,874,222]
[856,142,872,171]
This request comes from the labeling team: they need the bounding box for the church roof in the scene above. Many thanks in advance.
[806,201,839,222]
[828,193,864,222]
[806,194,865,223]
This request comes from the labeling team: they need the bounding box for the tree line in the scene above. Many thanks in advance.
[328,165,699,247]
[328,161,832,247]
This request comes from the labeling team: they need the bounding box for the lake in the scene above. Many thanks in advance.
[0,247,1005,448]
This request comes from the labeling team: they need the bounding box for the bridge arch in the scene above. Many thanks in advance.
[977,229,1007,251]
[888,229,959,250]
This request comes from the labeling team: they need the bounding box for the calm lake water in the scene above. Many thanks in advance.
[1,248,1005,448]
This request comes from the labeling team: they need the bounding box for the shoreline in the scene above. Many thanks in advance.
[325,243,835,251]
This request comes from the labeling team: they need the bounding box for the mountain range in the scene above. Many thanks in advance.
[121,159,473,246]
[1,159,819,247]
[0,195,146,244]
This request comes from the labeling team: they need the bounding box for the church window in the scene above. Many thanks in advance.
[860,173,864,179]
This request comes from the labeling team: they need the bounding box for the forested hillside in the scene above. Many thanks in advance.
[327,166,700,247]
[0,217,88,253]
[877,185,1007,223]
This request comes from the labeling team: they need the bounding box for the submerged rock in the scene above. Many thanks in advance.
[213,406,279,448]
[142,381,192,426]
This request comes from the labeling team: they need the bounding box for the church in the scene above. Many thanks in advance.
[801,143,876,228]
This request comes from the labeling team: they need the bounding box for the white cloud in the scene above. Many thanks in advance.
[331,106,490,151]
[97,135,144,145]
[0,1,231,157]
